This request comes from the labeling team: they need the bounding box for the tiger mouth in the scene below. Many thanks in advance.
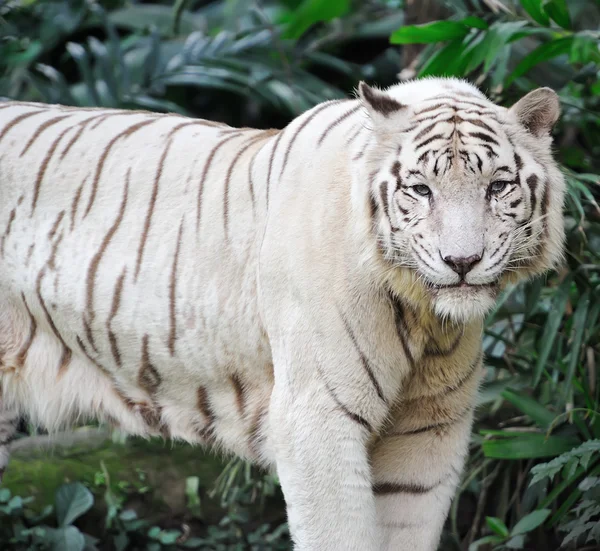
[429,281,498,290]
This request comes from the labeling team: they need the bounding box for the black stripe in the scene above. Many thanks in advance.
[379,181,390,217]
[468,131,499,146]
[340,312,386,403]
[223,134,265,240]
[416,133,449,151]
[317,105,362,146]
[390,296,415,369]
[317,363,372,432]
[430,95,489,109]
[412,241,437,272]
[30,125,74,216]
[414,103,447,117]
[266,131,285,205]
[510,198,522,209]
[514,153,523,170]
[20,115,69,157]
[373,481,439,495]
[424,332,462,357]
[465,118,495,134]
[526,174,539,216]
[280,100,345,181]
[0,109,45,144]
[391,419,454,436]
[541,180,550,237]
[84,118,157,219]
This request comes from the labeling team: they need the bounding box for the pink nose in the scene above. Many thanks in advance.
[442,254,482,279]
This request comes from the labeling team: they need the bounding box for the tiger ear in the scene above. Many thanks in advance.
[509,87,560,137]
[358,81,407,135]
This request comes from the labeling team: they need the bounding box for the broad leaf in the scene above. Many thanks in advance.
[486,516,509,537]
[391,21,469,44]
[483,434,580,459]
[502,389,555,428]
[55,483,94,527]
[562,291,590,402]
[281,0,350,39]
[51,526,85,551]
[507,36,573,85]
[505,535,526,548]
[533,275,573,386]
[511,509,551,535]
[521,0,550,26]
[468,535,506,551]
[530,440,600,485]
[542,0,572,29]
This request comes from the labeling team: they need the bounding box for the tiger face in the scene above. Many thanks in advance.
[360,80,565,322]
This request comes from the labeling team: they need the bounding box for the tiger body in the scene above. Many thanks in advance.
[0,78,564,550]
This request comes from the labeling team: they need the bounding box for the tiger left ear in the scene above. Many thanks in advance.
[509,87,560,138]
[358,81,407,135]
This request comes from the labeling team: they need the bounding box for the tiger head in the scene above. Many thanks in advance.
[359,78,565,323]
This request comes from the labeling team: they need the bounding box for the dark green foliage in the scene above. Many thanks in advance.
[0,0,599,549]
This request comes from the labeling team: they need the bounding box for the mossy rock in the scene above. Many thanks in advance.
[3,428,231,524]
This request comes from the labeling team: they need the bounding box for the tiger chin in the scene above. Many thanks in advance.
[0,76,565,551]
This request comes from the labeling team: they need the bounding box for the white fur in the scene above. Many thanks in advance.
[0,78,565,550]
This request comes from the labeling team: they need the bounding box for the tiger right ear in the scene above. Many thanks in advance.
[509,87,560,138]
[358,82,407,135]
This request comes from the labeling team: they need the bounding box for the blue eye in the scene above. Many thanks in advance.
[413,185,432,197]
[489,181,510,194]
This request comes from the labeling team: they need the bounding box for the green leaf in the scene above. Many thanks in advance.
[51,526,85,551]
[505,534,526,548]
[526,277,544,315]
[533,275,573,386]
[468,535,506,551]
[507,36,573,85]
[486,516,509,537]
[542,0,571,29]
[391,21,469,45]
[0,489,10,503]
[483,434,580,459]
[418,39,469,77]
[501,389,555,428]
[55,483,94,527]
[158,529,182,544]
[530,440,600,485]
[66,42,100,106]
[461,16,489,30]
[562,290,590,402]
[8,495,23,512]
[483,21,530,74]
[511,509,551,535]
[504,535,525,549]
[282,0,350,39]
[562,521,599,547]
[109,5,205,36]
[521,0,550,26]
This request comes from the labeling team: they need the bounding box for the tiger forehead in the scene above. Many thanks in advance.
[409,110,503,144]
[393,101,513,178]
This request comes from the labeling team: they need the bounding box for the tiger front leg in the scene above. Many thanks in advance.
[0,399,19,483]
[270,377,382,551]
[371,373,481,551]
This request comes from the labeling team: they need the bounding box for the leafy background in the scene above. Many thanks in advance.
[0,0,599,549]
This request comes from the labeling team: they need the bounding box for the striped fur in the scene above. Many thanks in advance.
[0,78,565,550]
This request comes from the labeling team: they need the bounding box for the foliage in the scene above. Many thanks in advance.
[0,461,288,550]
[0,0,599,549]
[0,482,95,551]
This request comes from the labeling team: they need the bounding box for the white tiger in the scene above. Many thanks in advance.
[0,77,564,550]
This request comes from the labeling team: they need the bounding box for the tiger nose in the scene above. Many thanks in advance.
[442,254,482,279]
